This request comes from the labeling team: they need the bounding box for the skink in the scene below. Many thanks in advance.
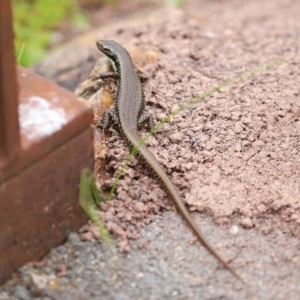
[96,40,242,282]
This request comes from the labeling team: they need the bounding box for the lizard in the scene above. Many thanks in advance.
[96,40,243,282]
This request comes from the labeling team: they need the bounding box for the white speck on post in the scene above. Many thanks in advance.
[19,96,67,140]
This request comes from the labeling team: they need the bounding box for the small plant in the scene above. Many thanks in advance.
[79,168,111,243]
[13,0,88,66]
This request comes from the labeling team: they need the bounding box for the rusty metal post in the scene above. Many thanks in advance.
[0,0,20,166]
[0,0,94,284]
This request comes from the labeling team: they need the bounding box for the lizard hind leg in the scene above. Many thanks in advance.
[138,113,155,133]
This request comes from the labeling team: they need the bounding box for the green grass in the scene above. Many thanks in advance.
[13,0,88,66]
[79,168,112,244]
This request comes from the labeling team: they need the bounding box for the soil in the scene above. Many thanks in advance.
[1,0,300,299]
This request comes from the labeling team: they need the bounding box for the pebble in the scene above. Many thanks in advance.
[257,204,267,213]
[58,277,70,286]
[234,122,243,134]
[68,233,81,246]
[168,132,184,143]
[240,217,254,229]
[30,272,50,290]
[229,225,239,235]
[134,202,146,212]
[12,285,30,300]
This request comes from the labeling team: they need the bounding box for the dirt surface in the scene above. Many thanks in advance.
[2,0,300,299]
[83,0,300,253]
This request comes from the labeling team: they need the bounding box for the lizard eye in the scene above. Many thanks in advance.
[105,49,117,60]
[97,42,117,60]
[104,47,113,55]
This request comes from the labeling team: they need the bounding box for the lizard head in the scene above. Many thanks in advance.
[96,40,119,61]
